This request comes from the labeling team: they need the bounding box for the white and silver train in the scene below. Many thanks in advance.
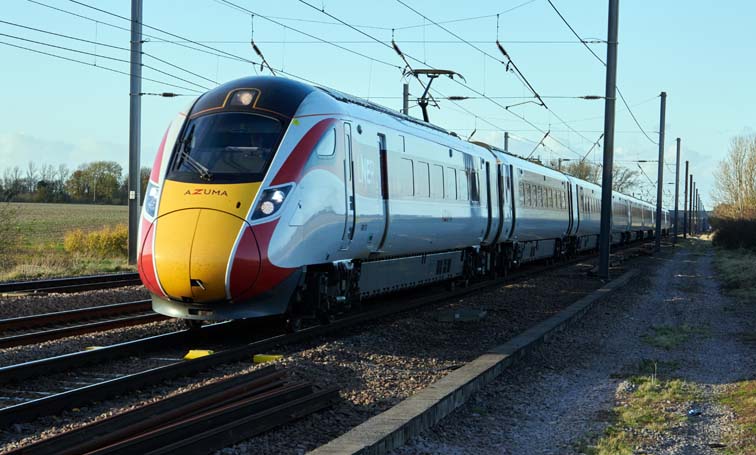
[137,76,670,325]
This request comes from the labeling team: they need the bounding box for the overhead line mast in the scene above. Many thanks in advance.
[598,0,619,279]
[127,0,142,265]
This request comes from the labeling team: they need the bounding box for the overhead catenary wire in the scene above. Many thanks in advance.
[28,0,593,159]
[545,0,658,145]
[50,0,338,89]
[0,18,220,86]
[26,0,254,67]
[0,40,202,93]
[0,31,211,91]
[392,0,598,152]
[295,0,584,158]
[214,0,402,70]
[394,0,545,104]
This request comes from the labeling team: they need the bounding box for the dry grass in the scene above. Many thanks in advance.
[719,381,756,454]
[714,247,756,304]
[0,203,132,280]
[583,376,700,455]
[642,324,710,350]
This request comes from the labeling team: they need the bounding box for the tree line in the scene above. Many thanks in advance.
[0,161,150,204]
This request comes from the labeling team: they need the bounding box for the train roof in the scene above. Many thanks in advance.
[203,77,668,211]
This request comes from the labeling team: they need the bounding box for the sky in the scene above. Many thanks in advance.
[1,0,755,209]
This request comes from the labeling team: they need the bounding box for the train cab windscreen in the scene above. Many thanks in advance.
[169,112,283,183]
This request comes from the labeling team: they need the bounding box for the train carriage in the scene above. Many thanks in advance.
[137,76,670,325]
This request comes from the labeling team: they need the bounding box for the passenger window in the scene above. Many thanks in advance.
[316,128,336,157]
[415,161,430,198]
[446,167,457,199]
[431,164,444,199]
[390,157,414,197]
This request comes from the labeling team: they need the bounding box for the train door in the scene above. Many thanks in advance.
[341,122,356,250]
[569,184,579,234]
[376,133,389,251]
[502,164,515,240]
[481,161,493,242]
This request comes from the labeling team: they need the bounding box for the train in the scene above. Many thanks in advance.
[137,76,670,328]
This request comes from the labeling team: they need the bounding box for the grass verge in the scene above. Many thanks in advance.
[581,376,700,455]
[642,324,709,350]
[718,380,756,454]
[713,247,756,304]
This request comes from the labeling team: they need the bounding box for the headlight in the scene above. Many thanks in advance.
[144,183,159,218]
[252,185,292,220]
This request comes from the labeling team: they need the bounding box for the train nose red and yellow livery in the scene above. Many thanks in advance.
[138,76,330,321]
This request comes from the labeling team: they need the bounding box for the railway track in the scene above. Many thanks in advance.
[0,272,141,294]
[0,241,656,430]
[0,300,167,349]
[7,366,337,455]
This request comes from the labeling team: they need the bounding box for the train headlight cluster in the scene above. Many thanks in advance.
[144,183,159,218]
[252,185,292,220]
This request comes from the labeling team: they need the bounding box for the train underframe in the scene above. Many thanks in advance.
[285,227,668,331]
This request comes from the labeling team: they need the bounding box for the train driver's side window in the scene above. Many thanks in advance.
[316,128,337,157]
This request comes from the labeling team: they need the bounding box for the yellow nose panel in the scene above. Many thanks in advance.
[157,180,261,219]
[154,209,198,300]
[190,209,246,301]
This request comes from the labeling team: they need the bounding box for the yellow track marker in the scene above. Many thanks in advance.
[84,346,103,351]
[253,354,282,364]
[184,349,214,360]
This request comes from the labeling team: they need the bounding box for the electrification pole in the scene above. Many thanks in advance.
[689,175,694,236]
[504,131,509,152]
[128,0,143,265]
[673,138,680,243]
[682,160,688,239]
[402,83,409,115]
[598,0,620,279]
[691,182,696,235]
[654,92,666,251]
[695,190,700,234]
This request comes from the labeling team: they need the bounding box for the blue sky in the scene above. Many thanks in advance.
[1,0,754,208]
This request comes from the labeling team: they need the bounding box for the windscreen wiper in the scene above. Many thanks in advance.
[178,126,213,182]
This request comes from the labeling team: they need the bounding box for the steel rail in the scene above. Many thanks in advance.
[0,300,152,331]
[0,313,168,349]
[0,272,141,294]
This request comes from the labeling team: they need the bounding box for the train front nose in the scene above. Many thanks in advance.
[153,209,260,303]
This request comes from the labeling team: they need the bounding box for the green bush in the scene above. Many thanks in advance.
[64,224,127,257]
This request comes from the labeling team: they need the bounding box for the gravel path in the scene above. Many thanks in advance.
[0,259,609,453]
[393,242,755,454]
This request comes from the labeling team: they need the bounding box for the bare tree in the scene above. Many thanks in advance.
[549,159,639,194]
[25,161,37,194]
[713,134,756,218]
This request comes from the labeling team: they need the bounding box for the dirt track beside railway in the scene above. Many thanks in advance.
[394,240,756,454]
